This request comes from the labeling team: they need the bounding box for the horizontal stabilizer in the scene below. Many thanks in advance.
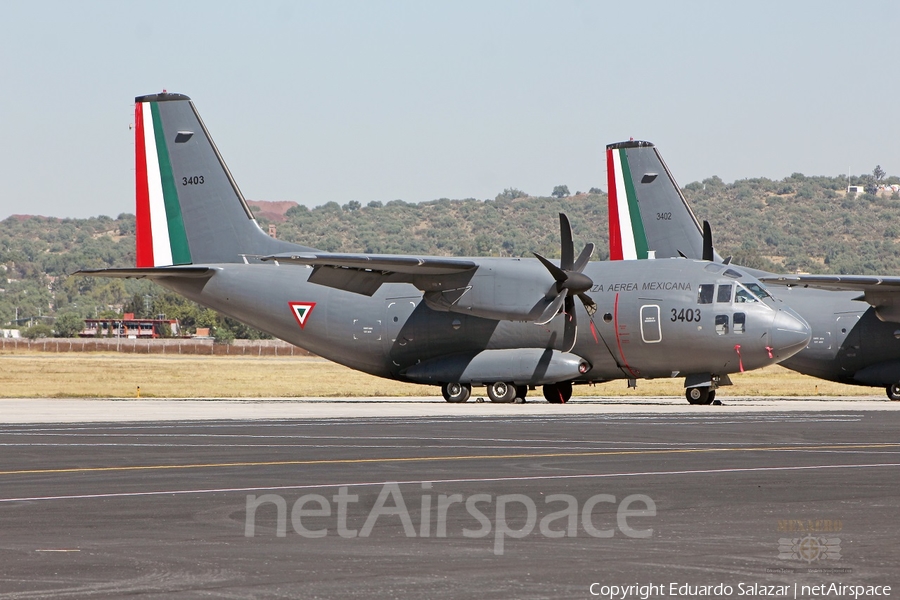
[73,266,216,279]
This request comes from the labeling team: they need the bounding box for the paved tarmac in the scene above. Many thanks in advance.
[0,400,898,598]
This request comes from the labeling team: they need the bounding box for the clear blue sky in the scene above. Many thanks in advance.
[1,0,897,220]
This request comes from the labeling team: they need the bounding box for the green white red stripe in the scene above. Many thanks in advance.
[135,101,191,267]
[606,147,649,261]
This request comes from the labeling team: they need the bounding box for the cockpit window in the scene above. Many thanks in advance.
[716,284,733,303]
[743,282,772,300]
[697,284,714,304]
[704,263,724,273]
[735,284,760,303]
[723,268,743,279]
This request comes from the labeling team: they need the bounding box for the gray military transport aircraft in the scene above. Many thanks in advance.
[77,93,811,404]
[606,139,900,401]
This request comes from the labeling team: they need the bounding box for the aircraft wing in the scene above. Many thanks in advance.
[262,252,477,296]
[760,274,900,322]
[73,267,217,279]
[759,274,900,293]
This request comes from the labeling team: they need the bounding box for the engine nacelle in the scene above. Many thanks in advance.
[423,261,557,322]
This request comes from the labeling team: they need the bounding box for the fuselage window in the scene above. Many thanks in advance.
[716,284,733,303]
[698,284,714,304]
[723,268,743,279]
[715,314,729,335]
[734,312,746,333]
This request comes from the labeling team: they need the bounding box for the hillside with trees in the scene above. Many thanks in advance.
[2,168,898,338]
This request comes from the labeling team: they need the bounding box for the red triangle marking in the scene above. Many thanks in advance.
[288,302,316,329]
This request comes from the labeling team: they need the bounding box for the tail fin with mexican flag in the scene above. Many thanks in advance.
[133,92,304,267]
[606,140,717,262]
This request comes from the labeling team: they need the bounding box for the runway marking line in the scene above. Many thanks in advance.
[2,462,900,504]
[1,443,899,477]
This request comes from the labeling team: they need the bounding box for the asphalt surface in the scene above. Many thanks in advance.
[0,407,898,598]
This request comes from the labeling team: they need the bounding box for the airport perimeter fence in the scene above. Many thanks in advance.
[0,338,316,357]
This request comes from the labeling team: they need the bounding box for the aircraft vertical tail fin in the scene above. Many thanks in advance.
[134,92,305,267]
[606,141,716,261]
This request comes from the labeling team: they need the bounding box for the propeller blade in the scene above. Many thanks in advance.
[578,292,597,316]
[535,293,566,325]
[563,294,577,352]
[572,243,594,272]
[702,220,714,262]
[533,252,567,284]
[559,213,574,271]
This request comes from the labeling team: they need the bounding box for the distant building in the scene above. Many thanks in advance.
[80,313,179,338]
[847,185,865,195]
[1,329,20,339]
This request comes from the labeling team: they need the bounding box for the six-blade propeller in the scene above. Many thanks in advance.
[533,213,598,350]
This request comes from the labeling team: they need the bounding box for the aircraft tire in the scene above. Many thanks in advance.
[442,382,471,403]
[542,382,572,403]
[515,385,528,400]
[487,382,517,403]
[686,386,711,405]
[887,384,900,401]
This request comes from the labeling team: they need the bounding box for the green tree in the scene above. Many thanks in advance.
[54,312,85,338]
[496,188,528,201]
[551,185,570,198]
[213,326,235,345]
[23,323,53,339]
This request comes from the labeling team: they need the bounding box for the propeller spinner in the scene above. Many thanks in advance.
[533,213,598,351]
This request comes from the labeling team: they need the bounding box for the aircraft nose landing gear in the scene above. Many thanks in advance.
[686,387,716,405]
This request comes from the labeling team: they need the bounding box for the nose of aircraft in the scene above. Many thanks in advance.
[769,309,811,359]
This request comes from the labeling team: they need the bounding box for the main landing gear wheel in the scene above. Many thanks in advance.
[442,382,471,403]
[487,382,517,403]
[543,382,573,404]
[887,384,900,401]
[686,386,712,405]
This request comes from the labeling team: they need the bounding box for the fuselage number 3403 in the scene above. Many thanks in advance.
[671,308,700,322]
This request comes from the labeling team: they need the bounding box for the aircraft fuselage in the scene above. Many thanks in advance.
[160,257,809,387]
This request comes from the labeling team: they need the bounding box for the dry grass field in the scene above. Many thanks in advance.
[0,351,880,399]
